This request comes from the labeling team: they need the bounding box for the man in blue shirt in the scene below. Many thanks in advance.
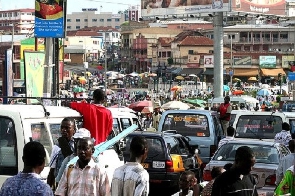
[0,141,53,196]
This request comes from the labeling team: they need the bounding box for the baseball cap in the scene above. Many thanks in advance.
[73,128,91,139]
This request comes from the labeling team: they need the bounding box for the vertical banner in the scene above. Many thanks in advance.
[3,49,13,104]
[204,55,214,68]
[24,51,46,104]
[59,61,64,83]
[34,0,65,38]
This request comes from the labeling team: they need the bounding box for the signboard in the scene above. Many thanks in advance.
[233,56,252,67]
[282,56,295,68]
[288,72,295,81]
[259,56,276,68]
[232,0,285,15]
[35,0,65,38]
[3,49,13,104]
[20,38,45,59]
[82,8,98,11]
[141,0,230,17]
[24,51,46,103]
[204,55,214,68]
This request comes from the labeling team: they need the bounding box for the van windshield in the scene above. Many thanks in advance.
[236,115,283,139]
[162,113,209,137]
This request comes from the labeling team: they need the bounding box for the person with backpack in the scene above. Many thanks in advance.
[47,118,76,190]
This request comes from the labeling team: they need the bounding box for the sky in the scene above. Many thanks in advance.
[0,0,140,13]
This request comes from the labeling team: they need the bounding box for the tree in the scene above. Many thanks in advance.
[167,57,173,65]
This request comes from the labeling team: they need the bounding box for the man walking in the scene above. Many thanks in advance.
[217,96,232,136]
[274,122,292,146]
[218,126,235,148]
[111,136,149,196]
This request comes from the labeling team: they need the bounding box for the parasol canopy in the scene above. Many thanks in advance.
[248,77,257,82]
[232,90,244,95]
[73,87,86,93]
[183,98,206,107]
[171,86,182,91]
[189,74,197,77]
[141,106,153,114]
[223,85,230,92]
[175,76,184,80]
[161,101,190,110]
[129,100,153,112]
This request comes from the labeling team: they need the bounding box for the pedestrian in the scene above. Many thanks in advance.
[274,122,292,146]
[47,118,76,189]
[260,101,266,111]
[55,137,110,196]
[0,141,53,196]
[276,139,295,185]
[172,171,197,196]
[211,146,258,196]
[111,136,149,196]
[275,164,295,195]
[218,126,235,148]
[217,96,232,136]
[152,107,161,130]
[201,167,225,196]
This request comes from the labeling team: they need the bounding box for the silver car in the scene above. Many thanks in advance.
[203,140,290,195]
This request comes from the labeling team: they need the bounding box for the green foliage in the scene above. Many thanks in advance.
[276,95,281,103]
[167,57,173,65]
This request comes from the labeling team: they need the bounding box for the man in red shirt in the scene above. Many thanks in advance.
[217,96,232,136]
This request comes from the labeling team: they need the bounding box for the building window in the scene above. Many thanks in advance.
[67,19,71,22]
[76,19,80,22]
[67,26,71,29]
[100,19,104,22]
[84,26,87,28]
[115,26,120,29]
[92,19,97,22]
[107,19,111,22]
[76,26,80,29]
[115,19,120,22]
[84,19,88,22]
[188,50,194,54]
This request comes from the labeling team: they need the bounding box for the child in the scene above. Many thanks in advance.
[172,171,197,196]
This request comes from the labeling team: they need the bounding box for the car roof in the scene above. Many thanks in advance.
[128,131,183,138]
[226,139,277,147]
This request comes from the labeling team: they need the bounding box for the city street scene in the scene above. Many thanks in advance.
[1,0,295,195]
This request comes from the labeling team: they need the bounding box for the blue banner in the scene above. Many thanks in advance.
[288,72,295,81]
[34,0,65,38]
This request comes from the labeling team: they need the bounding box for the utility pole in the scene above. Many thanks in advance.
[43,38,54,98]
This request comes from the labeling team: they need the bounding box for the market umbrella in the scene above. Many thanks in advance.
[148,73,157,77]
[223,85,230,92]
[108,106,135,113]
[129,72,139,77]
[183,98,206,107]
[73,87,86,93]
[232,78,241,82]
[248,77,257,82]
[171,86,182,91]
[161,101,190,110]
[129,100,153,112]
[232,90,244,95]
[175,76,184,80]
[189,74,197,77]
[257,89,271,96]
[141,106,153,114]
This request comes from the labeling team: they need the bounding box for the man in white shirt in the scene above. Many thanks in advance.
[276,139,295,185]
[274,122,292,146]
[218,126,235,149]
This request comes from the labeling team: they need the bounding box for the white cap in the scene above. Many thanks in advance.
[73,128,91,139]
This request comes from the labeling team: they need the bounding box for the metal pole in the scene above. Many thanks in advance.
[104,33,107,92]
[11,25,14,50]
[213,12,224,98]
[44,38,54,97]
[230,35,233,86]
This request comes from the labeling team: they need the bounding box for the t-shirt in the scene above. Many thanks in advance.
[211,168,258,196]
[171,190,193,196]
[274,130,292,146]
[219,103,232,121]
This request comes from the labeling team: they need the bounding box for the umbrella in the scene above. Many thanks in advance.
[171,86,182,91]
[183,99,206,107]
[141,106,153,114]
[261,84,270,89]
[129,100,153,112]
[232,90,244,95]
[129,72,139,77]
[233,78,241,82]
[257,89,271,96]
[223,85,230,92]
[79,77,87,81]
[108,106,135,113]
[175,76,184,80]
[189,74,197,77]
[148,73,157,77]
[73,87,86,93]
[161,101,190,110]
[248,77,257,82]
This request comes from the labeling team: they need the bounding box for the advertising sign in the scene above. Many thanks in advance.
[24,51,46,104]
[233,56,252,67]
[282,56,295,68]
[204,55,214,68]
[232,0,285,15]
[259,56,276,68]
[35,0,65,38]
[141,0,230,17]
[3,49,14,104]
[20,38,45,59]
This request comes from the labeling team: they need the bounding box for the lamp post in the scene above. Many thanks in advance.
[230,34,233,86]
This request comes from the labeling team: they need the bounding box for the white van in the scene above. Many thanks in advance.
[0,105,82,186]
[108,109,139,132]
[210,96,259,111]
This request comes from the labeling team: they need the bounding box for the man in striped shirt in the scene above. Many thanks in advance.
[218,126,235,149]
[111,136,149,196]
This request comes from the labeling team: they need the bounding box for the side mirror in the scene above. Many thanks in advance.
[194,149,199,154]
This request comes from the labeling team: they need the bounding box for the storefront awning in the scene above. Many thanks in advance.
[179,68,203,75]
[234,69,259,76]
[202,69,214,75]
[260,68,286,77]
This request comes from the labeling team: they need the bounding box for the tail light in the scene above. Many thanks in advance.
[166,160,174,172]
[203,169,212,181]
[265,174,276,185]
[210,145,217,157]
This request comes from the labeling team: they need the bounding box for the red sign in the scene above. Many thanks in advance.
[187,63,200,68]
[232,0,285,15]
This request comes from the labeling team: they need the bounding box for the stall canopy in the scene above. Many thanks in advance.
[233,69,259,76]
[260,68,286,76]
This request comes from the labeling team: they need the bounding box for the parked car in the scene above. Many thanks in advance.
[122,131,200,193]
[203,139,290,195]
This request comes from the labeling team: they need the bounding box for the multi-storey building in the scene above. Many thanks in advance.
[0,9,34,35]
[66,10,126,31]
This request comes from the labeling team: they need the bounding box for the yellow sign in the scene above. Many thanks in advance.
[173,116,199,122]
[282,56,295,68]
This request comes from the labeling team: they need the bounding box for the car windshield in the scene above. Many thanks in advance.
[162,113,209,137]
[213,143,280,164]
[235,115,283,139]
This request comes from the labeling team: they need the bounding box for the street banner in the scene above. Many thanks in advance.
[259,56,276,68]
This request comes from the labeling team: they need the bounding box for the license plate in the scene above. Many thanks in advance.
[153,161,165,168]
[141,163,149,168]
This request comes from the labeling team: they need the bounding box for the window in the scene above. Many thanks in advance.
[188,50,194,55]
[76,19,80,22]
[84,19,88,22]
[67,19,71,22]
[120,118,131,130]
[113,118,120,132]
[0,117,17,175]
[164,137,179,154]
[31,123,51,162]
[107,19,111,22]
[76,26,80,29]
[115,19,120,22]
[67,26,71,29]
[115,26,120,29]
[100,19,104,22]
[92,19,97,22]
[49,124,61,144]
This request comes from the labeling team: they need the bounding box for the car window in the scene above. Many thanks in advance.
[113,118,120,132]
[164,136,179,154]
[230,114,236,126]
[213,143,281,164]
[121,118,131,130]
[236,115,283,139]
[174,137,190,155]
[289,119,295,135]
[162,113,209,137]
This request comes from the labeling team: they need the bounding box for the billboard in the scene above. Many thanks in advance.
[232,0,285,15]
[259,56,276,68]
[3,49,14,104]
[24,51,45,103]
[282,56,295,68]
[141,0,230,17]
[35,0,65,38]
[204,55,214,68]
[233,56,252,67]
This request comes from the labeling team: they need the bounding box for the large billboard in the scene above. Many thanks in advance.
[204,55,214,68]
[232,0,285,15]
[282,56,294,68]
[24,51,45,103]
[259,56,276,68]
[141,0,230,16]
[233,56,252,67]
[35,0,65,38]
